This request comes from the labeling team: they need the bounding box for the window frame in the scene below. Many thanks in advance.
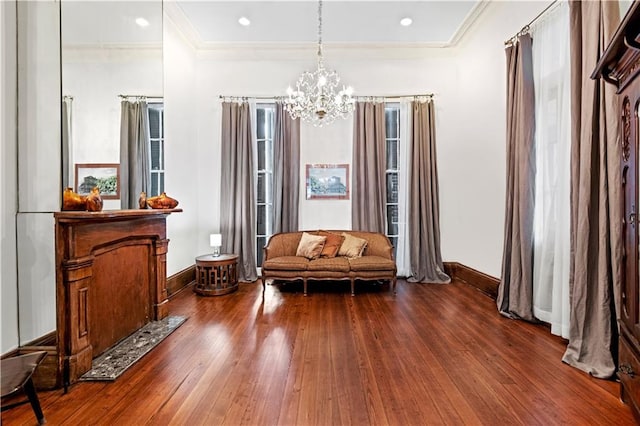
[255,103,276,268]
[385,103,401,256]
[148,102,165,197]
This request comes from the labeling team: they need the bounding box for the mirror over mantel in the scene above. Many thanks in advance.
[15,0,164,350]
[61,0,163,211]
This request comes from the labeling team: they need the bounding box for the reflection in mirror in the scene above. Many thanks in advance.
[61,0,163,210]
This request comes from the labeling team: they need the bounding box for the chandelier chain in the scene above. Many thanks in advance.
[317,0,323,67]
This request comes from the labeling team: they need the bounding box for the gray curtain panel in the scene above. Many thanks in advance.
[220,101,258,282]
[119,100,150,209]
[497,34,536,321]
[407,100,450,284]
[352,101,387,233]
[273,102,300,234]
[562,0,621,379]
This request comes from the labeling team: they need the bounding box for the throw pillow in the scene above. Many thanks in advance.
[296,232,327,260]
[318,231,344,258]
[338,233,368,258]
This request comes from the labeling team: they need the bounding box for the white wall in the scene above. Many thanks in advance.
[1,0,19,354]
[181,1,545,278]
[440,0,545,277]
[164,14,201,275]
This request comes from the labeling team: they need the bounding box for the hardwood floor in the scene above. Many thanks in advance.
[2,279,635,425]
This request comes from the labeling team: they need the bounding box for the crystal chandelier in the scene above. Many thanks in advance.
[284,0,355,127]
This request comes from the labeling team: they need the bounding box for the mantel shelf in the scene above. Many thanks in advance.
[54,208,182,222]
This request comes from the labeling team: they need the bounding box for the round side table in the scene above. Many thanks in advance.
[194,254,239,296]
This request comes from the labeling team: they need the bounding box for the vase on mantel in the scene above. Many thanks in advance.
[85,187,103,212]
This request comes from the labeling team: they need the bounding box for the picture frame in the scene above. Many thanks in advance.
[75,163,120,200]
[306,164,350,200]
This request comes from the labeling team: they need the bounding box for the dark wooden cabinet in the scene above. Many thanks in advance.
[594,2,640,419]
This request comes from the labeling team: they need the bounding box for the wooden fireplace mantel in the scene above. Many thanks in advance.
[54,208,181,387]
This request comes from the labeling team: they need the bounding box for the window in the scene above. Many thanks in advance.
[148,102,164,197]
[256,104,275,267]
[385,104,400,256]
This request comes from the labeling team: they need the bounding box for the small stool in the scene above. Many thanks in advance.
[1,351,47,425]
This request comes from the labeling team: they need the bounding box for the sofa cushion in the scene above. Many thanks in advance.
[318,231,345,258]
[338,233,368,258]
[263,256,309,271]
[348,256,396,271]
[296,232,326,259]
[308,257,350,273]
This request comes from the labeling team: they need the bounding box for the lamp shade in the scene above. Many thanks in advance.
[210,233,222,247]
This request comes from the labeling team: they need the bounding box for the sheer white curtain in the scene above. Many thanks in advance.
[396,100,412,276]
[531,1,571,338]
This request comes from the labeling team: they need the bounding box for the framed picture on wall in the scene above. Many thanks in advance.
[306,164,350,200]
[75,163,120,200]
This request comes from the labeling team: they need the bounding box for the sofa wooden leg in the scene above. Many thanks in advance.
[303,279,308,296]
[392,278,397,295]
[351,279,355,296]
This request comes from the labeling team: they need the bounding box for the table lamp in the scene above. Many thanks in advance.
[210,233,222,257]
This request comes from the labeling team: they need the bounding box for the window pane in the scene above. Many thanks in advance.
[151,140,160,170]
[149,108,160,139]
[257,139,265,170]
[151,173,158,196]
[257,108,265,139]
[386,204,398,236]
[257,204,266,235]
[264,172,272,203]
[159,172,164,195]
[265,139,273,171]
[265,108,273,139]
[257,173,266,203]
[257,236,267,266]
[386,140,398,170]
[385,108,398,139]
[386,173,398,203]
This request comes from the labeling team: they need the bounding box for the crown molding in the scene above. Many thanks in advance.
[164,1,490,52]
[163,1,201,50]
[447,0,490,46]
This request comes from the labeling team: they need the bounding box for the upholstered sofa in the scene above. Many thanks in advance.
[261,230,397,296]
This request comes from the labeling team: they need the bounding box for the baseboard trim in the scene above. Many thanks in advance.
[167,265,195,297]
[444,262,499,299]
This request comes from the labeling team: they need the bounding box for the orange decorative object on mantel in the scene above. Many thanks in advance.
[62,187,86,211]
[138,191,148,209]
[146,192,179,209]
[85,187,104,212]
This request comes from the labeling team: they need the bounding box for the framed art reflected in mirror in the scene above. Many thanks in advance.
[75,163,120,200]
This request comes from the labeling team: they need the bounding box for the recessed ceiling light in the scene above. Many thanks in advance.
[400,17,413,27]
[135,17,149,27]
[238,16,251,26]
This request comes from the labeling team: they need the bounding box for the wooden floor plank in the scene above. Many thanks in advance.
[2,279,634,425]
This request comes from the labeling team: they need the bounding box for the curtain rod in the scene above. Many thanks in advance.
[355,93,434,100]
[219,93,434,101]
[118,94,163,99]
[504,0,558,45]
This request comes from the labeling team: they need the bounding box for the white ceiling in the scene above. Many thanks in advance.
[61,0,486,47]
[172,1,483,46]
